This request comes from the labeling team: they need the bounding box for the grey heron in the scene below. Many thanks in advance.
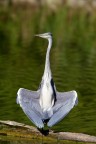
[16,32,78,128]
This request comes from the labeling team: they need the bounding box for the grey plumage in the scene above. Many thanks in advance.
[17,32,78,128]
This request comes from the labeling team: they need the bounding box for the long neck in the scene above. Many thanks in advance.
[43,38,52,79]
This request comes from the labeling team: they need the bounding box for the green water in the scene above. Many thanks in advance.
[0,5,96,143]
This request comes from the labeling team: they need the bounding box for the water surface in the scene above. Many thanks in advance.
[0,6,96,143]
[0,41,96,135]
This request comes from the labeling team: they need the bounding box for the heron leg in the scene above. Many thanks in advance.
[38,127,49,136]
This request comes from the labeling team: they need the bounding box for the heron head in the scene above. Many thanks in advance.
[35,32,52,39]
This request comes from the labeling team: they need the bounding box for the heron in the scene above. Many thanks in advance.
[16,32,78,128]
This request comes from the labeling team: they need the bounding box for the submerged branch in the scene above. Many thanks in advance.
[0,120,96,143]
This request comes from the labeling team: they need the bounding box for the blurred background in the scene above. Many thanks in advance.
[0,0,96,136]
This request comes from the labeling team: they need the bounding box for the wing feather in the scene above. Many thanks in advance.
[47,90,78,127]
[17,88,44,128]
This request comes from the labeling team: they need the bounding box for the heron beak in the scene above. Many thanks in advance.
[35,34,45,38]
[35,34,40,37]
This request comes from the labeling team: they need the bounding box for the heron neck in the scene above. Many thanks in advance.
[43,38,52,79]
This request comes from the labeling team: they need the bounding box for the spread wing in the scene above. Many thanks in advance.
[16,88,44,128]
[47,90,78,127]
